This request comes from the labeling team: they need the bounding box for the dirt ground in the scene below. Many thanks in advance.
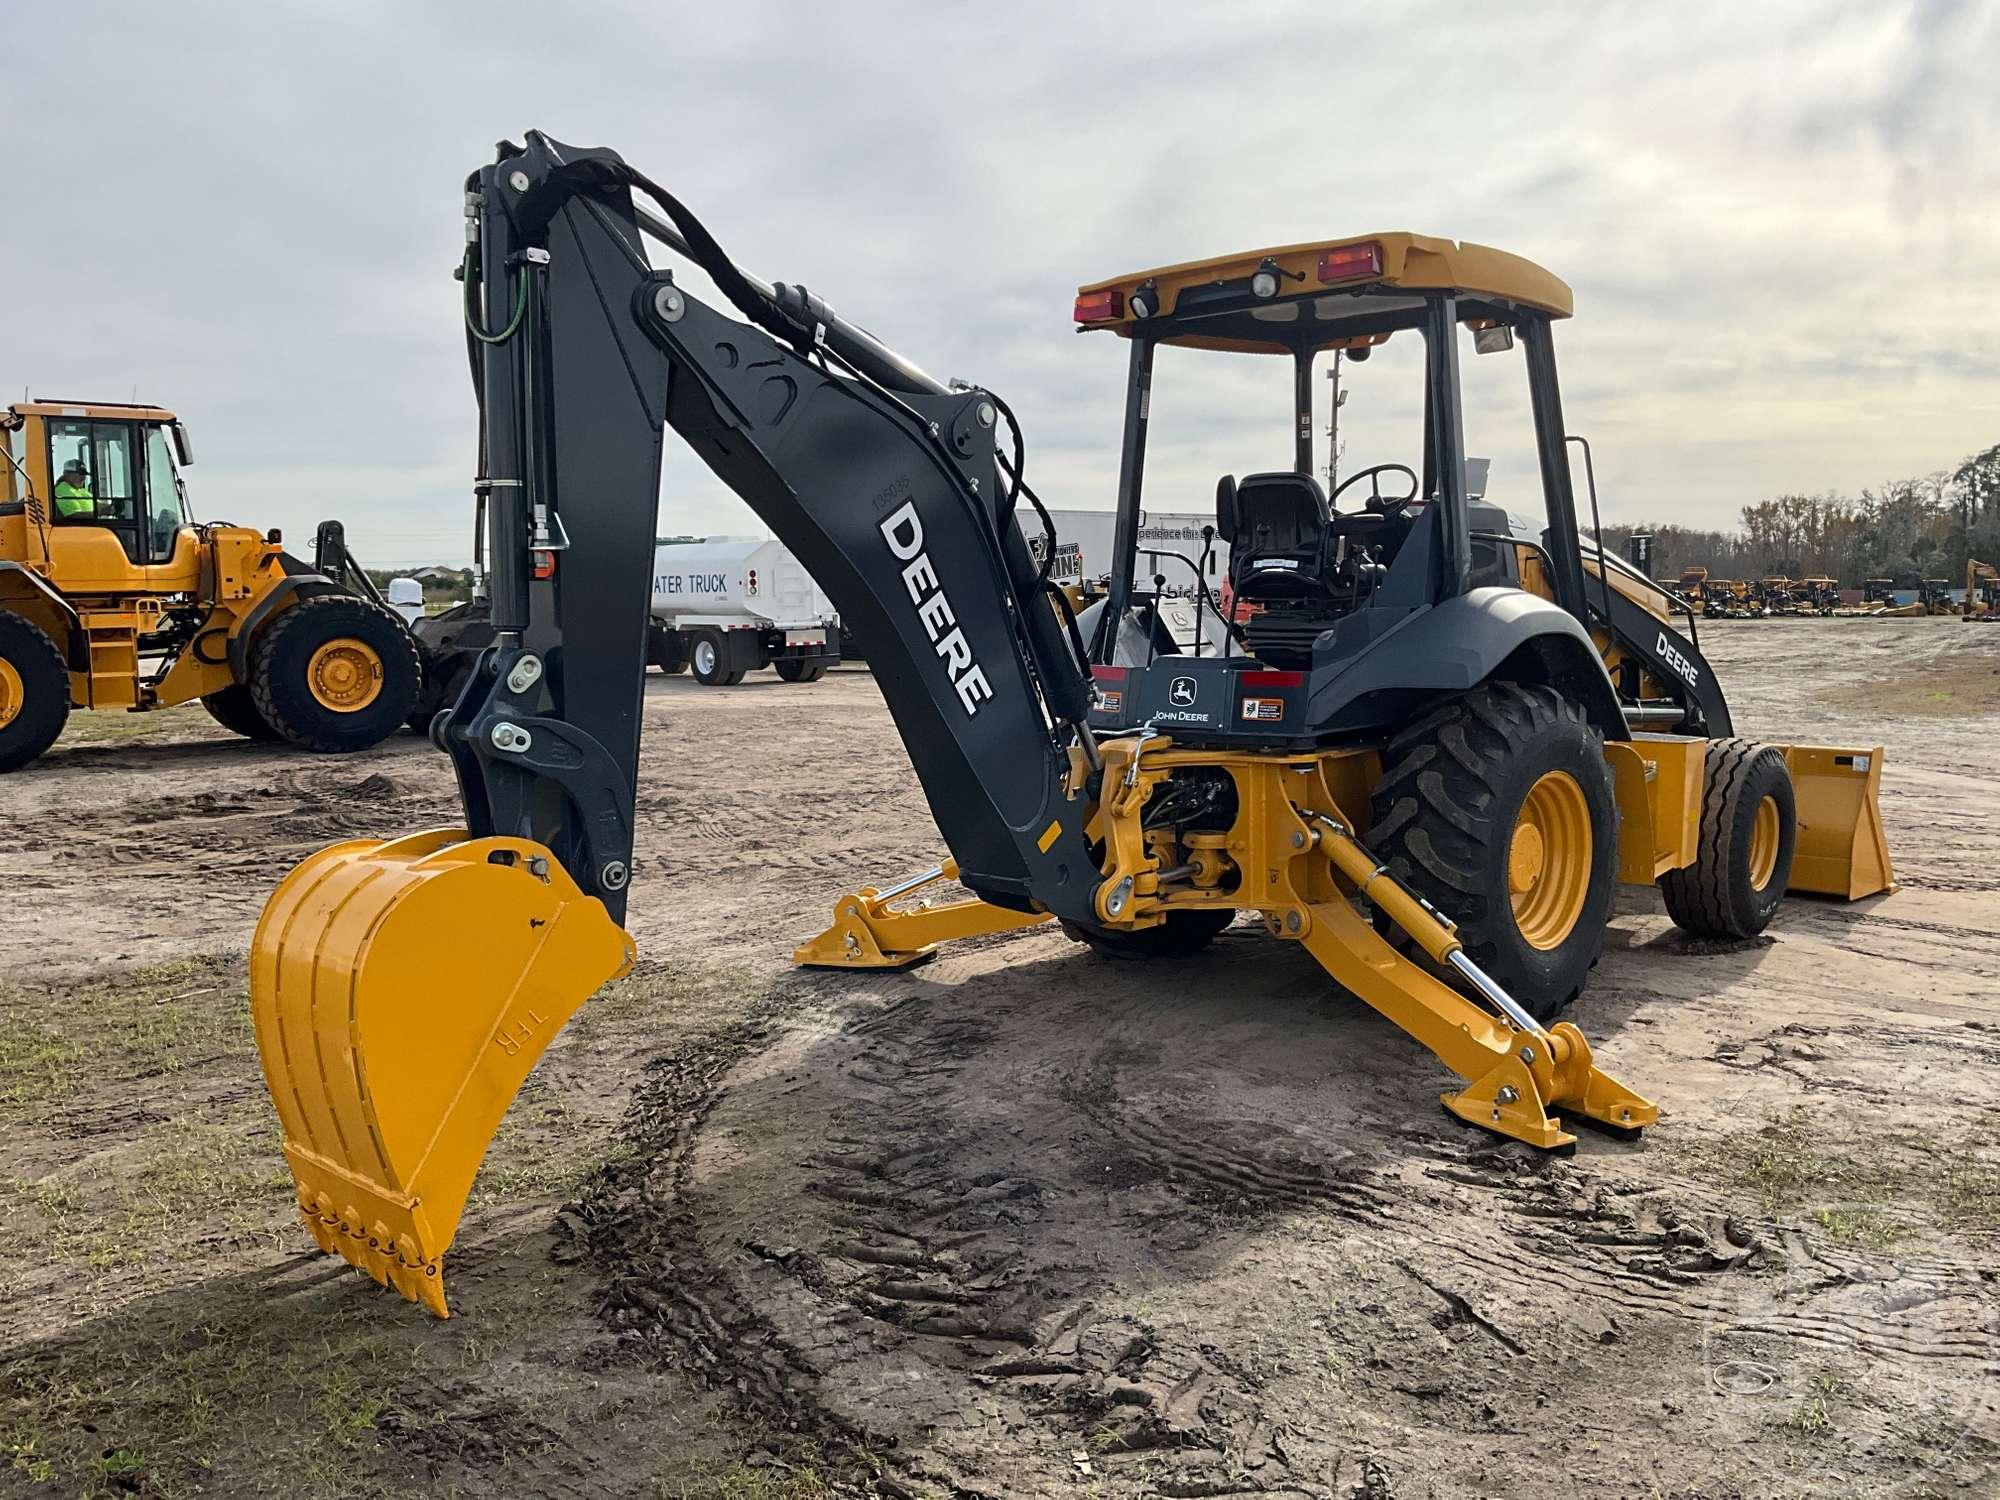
[3,618,1998,1499]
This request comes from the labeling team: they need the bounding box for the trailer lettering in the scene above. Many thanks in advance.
[879,499,993,717]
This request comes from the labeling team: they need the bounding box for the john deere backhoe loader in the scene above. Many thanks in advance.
[249,133,1894,1316]
[0,400,421,768]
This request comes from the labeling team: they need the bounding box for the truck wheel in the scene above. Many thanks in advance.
[690,630,743,687]
[0,612,71,772]
[775,659,827,683]
[647,624,688,675]
[249,595,422,752]
[1066,908,1236,960]
[1370,682,1618,1022]
[1660,739,1796,939]
[201,685,280,741]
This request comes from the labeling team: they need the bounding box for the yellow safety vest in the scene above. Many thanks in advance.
[52,480,94,518]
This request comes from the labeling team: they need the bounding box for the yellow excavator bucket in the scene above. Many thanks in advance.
[250,828,634,1316]
[1782,745,1895,901]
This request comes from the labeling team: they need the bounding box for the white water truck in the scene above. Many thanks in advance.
[648,536,841,685]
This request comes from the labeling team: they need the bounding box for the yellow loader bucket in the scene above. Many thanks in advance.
[250,829,634,1316]
[1782,745,1895,901]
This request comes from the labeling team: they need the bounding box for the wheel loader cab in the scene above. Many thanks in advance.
[15,403,201,589]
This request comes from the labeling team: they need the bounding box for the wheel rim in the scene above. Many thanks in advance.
[306,637,384,712]
[1747,793,1780,890]
[0,658,22,730]
[695,640,716,675]
[1508,770,1593,951]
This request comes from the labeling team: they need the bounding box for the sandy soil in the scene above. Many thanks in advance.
[2,619,1997,1498]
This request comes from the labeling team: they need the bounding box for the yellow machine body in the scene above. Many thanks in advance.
[1,401,300,716]
[250,829,634,1316]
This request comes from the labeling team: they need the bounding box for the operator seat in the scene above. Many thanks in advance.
[1218,471,1331,602]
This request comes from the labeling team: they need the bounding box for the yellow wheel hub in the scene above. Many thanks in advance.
[0,658,22,731]
[1509,770,1592,951]
[306,638,384,713]
[1748,793,1780,890]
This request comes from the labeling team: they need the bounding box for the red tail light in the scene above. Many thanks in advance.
[1317,242,1383,283]
[1073,289,1123,323]
[1091,664,1128,682]
[532,549,556,580]
[1241,669,1303,688]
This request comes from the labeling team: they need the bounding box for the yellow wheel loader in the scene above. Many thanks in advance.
[1966,560,1999,622]
[0,400,421,769]
[247,134,1895,1317]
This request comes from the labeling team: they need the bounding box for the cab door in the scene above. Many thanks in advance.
[43,417,195,591]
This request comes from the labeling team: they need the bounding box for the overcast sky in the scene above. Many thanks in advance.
[8,2,1995,565]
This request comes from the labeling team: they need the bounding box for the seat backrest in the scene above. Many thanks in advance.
[1229,471,1328,571]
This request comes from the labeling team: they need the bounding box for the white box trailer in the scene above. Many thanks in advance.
[1040,508,1228,599]
[649,536,841,686]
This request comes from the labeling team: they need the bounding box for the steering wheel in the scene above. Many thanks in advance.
[1332,463,1420,515]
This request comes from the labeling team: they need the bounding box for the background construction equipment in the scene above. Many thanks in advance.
[1,400,420,769]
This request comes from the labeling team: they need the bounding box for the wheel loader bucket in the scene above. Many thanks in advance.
[250,828,634,1316]
[1781,745,1895,901]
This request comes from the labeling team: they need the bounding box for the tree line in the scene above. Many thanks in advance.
[1599,440,2000,587]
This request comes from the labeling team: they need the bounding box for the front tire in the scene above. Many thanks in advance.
[0,612,71,772]
[1370,682,1618,1022]
[1659,739,1796,938]
[201,684,279,741]
[249,595,422,752]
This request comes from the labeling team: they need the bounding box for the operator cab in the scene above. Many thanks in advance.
[3,400,198,572]
[1069,232,1700,747]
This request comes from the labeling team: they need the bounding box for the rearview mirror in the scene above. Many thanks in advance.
[170,421,194,465]
[1214,475,1238,543]
[1473,325,1515,356]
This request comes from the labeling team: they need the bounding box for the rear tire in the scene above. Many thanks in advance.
[1068,908,1236,960]
[249,595,422,752]
[690,630,743,686]
[1660,739,1796,938]
[201,684,279,741]
[0,612,71,772]
[775,659,827,684]
[647,624,688,675]
[1370,682,1618,1022]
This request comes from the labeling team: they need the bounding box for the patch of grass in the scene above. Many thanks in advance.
[1782,1367,1846,1435]
[1673,1109,2000,1248]
[2,1300,414,1499]
[653,1455,834,1500]
[568,959,761,1043]
[0,955,251,1118]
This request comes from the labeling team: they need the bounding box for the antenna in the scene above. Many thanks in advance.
[1323,351,1349,492]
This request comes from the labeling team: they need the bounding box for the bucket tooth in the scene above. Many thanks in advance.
[251,830,634,1317]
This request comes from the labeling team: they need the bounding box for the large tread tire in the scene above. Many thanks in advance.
[405,648,470,736]
[775,659,827,684]
[0,612,71,772]
[1659,739,1796,939]
[1066,908,1236,960]
[201,684,280,741]
[249,595,422,752]
[1369,682,1618,1022]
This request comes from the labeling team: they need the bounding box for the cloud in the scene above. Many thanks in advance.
[6,0,1994,563]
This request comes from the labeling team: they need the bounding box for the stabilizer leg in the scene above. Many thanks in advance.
[794,859,1050,969]
[1298,817,1658,1151]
